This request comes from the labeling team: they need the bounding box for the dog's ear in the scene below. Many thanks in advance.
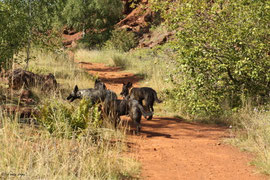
[74,85,79,92]
[127,82,133,88]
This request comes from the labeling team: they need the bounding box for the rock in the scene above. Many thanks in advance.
[7,68,57,91]
[117,4,155,35]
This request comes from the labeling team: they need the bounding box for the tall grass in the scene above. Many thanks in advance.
[0,49,140,179]
[0,112,140,179]
[74,48,174,87]
[27,49,94,91]
[74,49,115,65]
[227,106,270,175]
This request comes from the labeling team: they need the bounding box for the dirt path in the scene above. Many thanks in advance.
[75,58,268,180]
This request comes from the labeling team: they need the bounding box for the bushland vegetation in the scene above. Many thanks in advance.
[73,0,270,174]
[149,0,270,174]
[0,50,140,179]
[0,0,140,178]
[1,0,270,176]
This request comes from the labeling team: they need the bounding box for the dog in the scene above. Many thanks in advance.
[67,85,117,103]
[120,82,162,120]
[67,84,118,127]
[93,79,151,133]
[115,99,152,134]
[94,79,107,90]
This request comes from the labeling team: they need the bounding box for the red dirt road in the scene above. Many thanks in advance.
[75,58,268,180]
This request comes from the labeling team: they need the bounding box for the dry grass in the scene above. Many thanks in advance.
[28,49,94,90]
[0,49,140,179]
[0,114,140,179]
[226,106,270,175]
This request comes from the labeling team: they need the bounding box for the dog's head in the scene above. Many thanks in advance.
[120,82,132,99]
[67,85,80,102]
[94,79,107,90]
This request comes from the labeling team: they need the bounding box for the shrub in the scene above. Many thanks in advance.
[151,0,270,117]
[111,55,130,69]
[104,29,138,52]
[78,30,111,49]
[37,99,102,138]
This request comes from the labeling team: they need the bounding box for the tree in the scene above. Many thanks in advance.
[150,0,270,116]
[0,1,28,70]
[61,0,123,47]
[0,0,65,70]
[62,0,123,33]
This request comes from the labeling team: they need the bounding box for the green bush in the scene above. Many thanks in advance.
[37,99,102,138]
[151,0,270,117]
[104,29,138,52]
[78,30,111,49]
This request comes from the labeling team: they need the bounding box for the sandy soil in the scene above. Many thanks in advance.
[73,54,268,180]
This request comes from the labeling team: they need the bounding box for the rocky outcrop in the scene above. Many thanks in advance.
[117,2,155,36]
[7,68,58,91]
[138,31,174,48]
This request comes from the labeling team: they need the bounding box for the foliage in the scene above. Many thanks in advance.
[62,0,123,32]
[0,0,124,69]
[37,99,102,138]
[0,1,28,70]
[78,30,111,49]
[104,29,138,52]
[150,0,270,117]
[0,0,63,70]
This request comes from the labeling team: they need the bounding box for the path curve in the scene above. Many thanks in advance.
[74,56,267,180]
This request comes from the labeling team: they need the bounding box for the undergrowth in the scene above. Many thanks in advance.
[227,106,270,175]
[0,112,140,179]
[0,49,140,179]
[37,99,102,138]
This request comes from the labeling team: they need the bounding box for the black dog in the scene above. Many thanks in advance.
[115,99,152,134]
[94,79,151,133]
[67,85,117,104]
[120,82,162,120]
[67,84,118,127]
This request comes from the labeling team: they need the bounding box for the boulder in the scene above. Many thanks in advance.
[7,68,57,91]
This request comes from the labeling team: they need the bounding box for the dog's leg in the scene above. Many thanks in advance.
[134,119,141,135]
[147,107,153,120]
[145,100,153,120]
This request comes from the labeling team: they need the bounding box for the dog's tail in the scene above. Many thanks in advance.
[137,103,153,118]
[153,91,162,103]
